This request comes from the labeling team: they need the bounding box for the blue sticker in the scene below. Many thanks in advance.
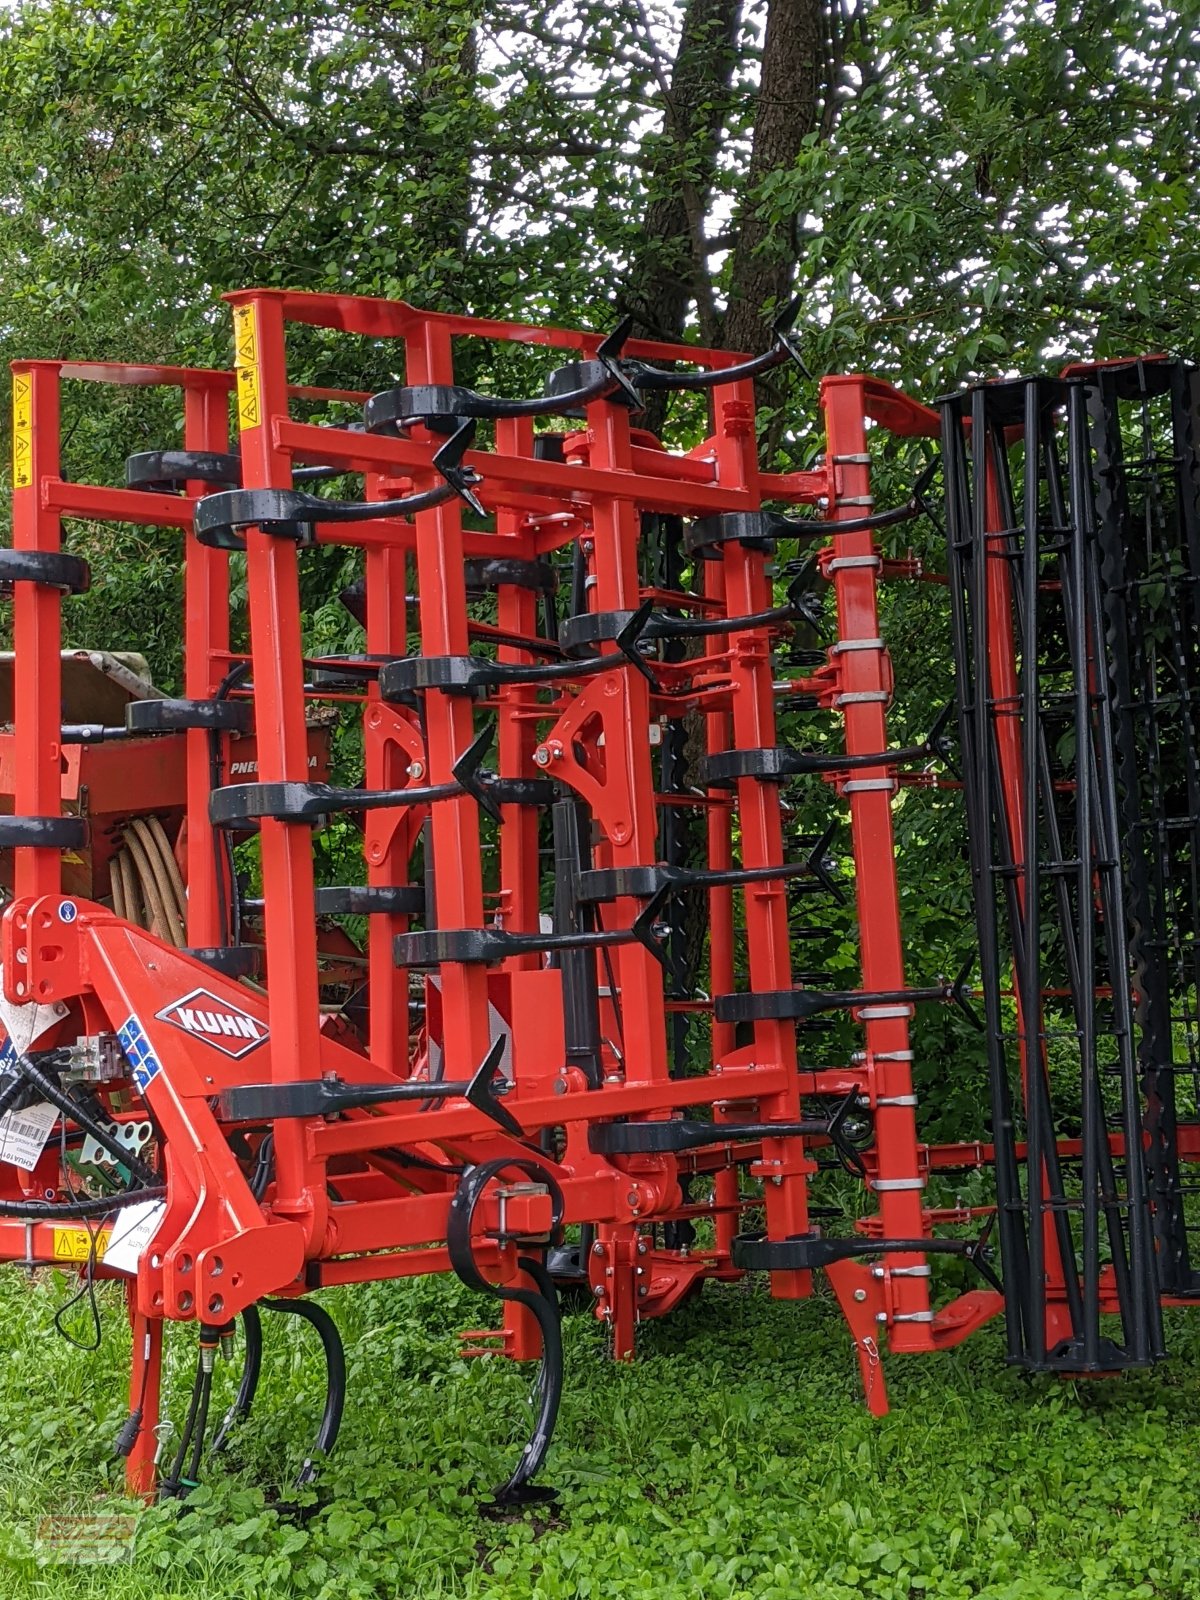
[57,900,78,924]
[117,1016,162,1095]
[0,1039,15,1079]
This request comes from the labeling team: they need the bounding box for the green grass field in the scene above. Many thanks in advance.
[1,1267,1198,1599]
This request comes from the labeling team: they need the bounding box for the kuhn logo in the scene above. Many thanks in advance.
[155,989,268,1059]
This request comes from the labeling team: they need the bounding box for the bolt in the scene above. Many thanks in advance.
[635,1266,644,1277]
[407,760,425,780]
[638,1285,648,1298]
[533,746,551,767]
[593,1284,606,1298]
[591,1241,605,1258]
[853,1288,867,1303]
[637,1240,648,1256]
[626,1191,639,1208]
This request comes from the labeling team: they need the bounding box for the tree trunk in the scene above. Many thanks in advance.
[625,0,741,359]
[723,0,824,355]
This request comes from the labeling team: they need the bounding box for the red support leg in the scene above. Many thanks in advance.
[125,1290,163,1498]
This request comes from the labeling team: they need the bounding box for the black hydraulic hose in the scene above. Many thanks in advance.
[161,1354,207,1499]
[261,1298,346,1486]
[186,1366,214,1487]
[0,1071,29,1120]
[249,1132,275,1201]
[211,1305,264,1455]
[0,1186,165,1220]
[13,1052,159,1186]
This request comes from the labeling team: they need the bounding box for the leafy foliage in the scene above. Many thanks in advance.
[5,1270,1200,1598]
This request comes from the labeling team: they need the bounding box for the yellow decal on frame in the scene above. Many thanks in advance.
[233,304,262,431]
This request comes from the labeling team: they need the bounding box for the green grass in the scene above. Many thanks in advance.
[1,1268,1199,1599]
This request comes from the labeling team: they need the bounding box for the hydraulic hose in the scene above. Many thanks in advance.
[0,1069,31,1120]
[186,1366,214,1487]
[118,819,186,946]
[210,1305,264,1455]
[141,815,188,936]
[160,1353,207,1499]
[0,1185,166,1219]
[15,1052,159,1186]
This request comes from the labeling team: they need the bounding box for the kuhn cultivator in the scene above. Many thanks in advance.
[1,293,1197,1503]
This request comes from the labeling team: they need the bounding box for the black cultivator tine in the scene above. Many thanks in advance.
[447,1159,567,1508]
[260,1299,347,1490]
[432,418,487,517]
[462,1038,525,1139]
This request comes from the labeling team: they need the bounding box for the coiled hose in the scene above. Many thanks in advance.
[110,815,187,945]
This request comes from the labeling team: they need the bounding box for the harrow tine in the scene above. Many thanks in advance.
[613,598,659,687]
[805,823,845,903]
[595,315,643,410]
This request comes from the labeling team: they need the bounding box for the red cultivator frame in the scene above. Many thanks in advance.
[0,293,1074,1506]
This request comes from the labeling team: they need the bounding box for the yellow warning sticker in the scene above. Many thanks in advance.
[12,373,32,489]
[233,304,262,431]
[52,1227,111,1263]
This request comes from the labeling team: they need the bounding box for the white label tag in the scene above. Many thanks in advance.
[0,1099,58,1170]
[101,1199,167,1275]
[0,961,68,1055]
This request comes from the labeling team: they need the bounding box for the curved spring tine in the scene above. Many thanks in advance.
[192,421,483,547]
[260,1298,347,1488]
[947,955,983,1031]
[825,1088,870,1179]
[367,320,641,429]
[447,1158,567,1509]
[626,295,808,391]
[780,457,941,548]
